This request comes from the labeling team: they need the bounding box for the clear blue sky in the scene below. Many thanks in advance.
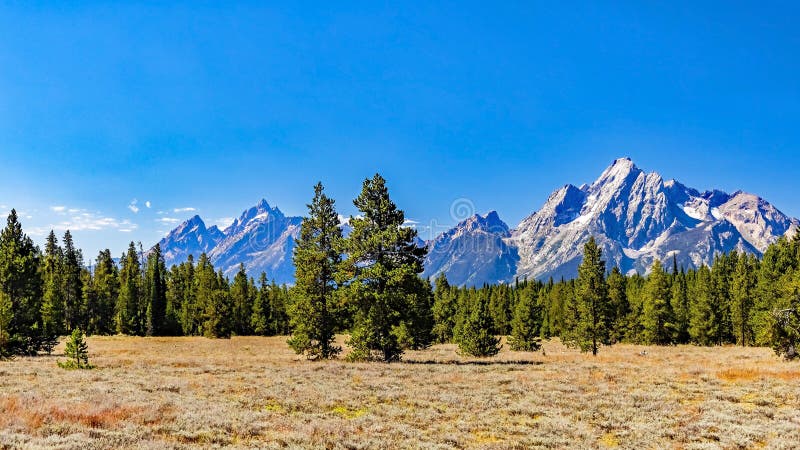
[1,2,799,258]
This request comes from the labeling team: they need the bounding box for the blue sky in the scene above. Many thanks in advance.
[1,2,799,257]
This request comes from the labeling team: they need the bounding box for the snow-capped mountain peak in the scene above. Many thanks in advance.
[157,215,225,268]
[153,157,800,287]
[433,157,799,285]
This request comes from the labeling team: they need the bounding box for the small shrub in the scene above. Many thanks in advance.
[455,295,501,357]
[769,308,799,360]
[58,328,94,370]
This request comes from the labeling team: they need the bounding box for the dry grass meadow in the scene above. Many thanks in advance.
[1,336,800,449]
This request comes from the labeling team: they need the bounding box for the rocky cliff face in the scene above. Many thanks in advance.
[432,158,798,285]
[156,158,799,286]
[155,199,301,284]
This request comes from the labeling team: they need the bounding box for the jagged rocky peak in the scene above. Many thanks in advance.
[483,156,797,283]
[422,210,517,286]
[175,214,205,232]
[460,211,510,235]
[225,198,285,235]
[589,157,642,192]
[157,214,226,268]
[717,191,800,252]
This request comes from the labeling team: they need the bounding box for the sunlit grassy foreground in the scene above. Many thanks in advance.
[1,336,799,449]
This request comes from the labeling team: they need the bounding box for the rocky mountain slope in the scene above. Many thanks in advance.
[157,158,799,286]
[424,158,798,284]
[155,199,301,284]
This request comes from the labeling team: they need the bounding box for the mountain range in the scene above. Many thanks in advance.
[155,158,799,286]
[157,199,301,284]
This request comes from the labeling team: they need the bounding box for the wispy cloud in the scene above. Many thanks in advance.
[156,217,181,225]
[173,207,196,213]
[145,201,152,209]
[34,207,138,235]
[128,199,139,214]
[215,217,235,229]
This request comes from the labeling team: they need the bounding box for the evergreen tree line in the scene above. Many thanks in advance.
[0,173,431,362]
[430,236,800,359]
[2,174,799,361]
[0,209,295,358]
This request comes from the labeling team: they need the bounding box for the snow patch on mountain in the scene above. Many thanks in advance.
[430,157,799,285]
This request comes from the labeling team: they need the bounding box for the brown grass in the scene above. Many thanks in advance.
[1,336,799,449]
[0,396,140,430]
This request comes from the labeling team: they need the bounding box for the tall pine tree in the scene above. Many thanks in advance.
[40,230,65,336]
[731,253,756,346]
[641,260,673,345]
[0,210,44,356]
[61,230,84,332]
[563,237,610,355]
[116,242,142,335]
[144,244,167,336]
[288,182,343,359]
[230,264,253,336]
[342,174,427,362]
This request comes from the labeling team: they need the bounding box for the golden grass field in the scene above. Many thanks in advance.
[1,336,799,449]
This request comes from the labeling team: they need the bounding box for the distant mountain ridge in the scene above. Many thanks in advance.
[422,157,799,284]
[156,199,301,284]
[155,158,799,286]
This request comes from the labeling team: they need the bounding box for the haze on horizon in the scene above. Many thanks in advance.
[1,2,798,257]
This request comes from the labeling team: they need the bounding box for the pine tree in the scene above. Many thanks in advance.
[624,274,646,343]
[79,269,96,333]
[176,256,199,335]
[563,237,610,355]
[116,242,142,335]
[489,285,512,335]
[641,260,673,345]
[58,328,93,369]
[394,276,434,350]
[456,294,501,357]
[689,265,718,345]
[670,268,690,344]
[193,254,231,338]
[40,230,65,336]
[607,267,629,343]
[251,272,271,335]
[711,254,734,344]
[766,256,800,359]
[768,306,800,360]
[231,264,253,336]
[753,242,784,344]
[61,230,84,331]
[731,253,756,346]
[288,182,343,359]
[0,210,44,357]
[268,280,289,335]
[508,287,542,351]
[431,273,458,343]
[342,174,427,362]
[0,292,12,358]
[144,244,167,336]
[91,250,119,335]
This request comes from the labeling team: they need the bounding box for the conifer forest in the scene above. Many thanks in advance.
[3,175,799,362]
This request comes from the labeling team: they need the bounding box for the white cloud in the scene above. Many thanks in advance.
[128,199,139,213]
[173,207,196,213]
[156,217,181,225]
[402,219,420,228]
[215,217,235,229]
[34,207,138,234]
[145,201,152,209]
[50,206,66,213]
